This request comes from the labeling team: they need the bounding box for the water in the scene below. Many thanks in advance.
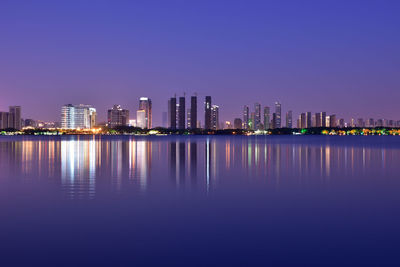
[1,135,400,266]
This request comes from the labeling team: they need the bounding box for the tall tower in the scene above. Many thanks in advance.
[286,110,292,128]
[204,96,212,130]
[275,102,281,129]
[190,95,197,129]
[264,106,270,130]
[9,106,21,130]
[178,96,186,129]
[320,112,327,127]
[254,103,261,130]
[211,105,219,130]
[139,97,152,129]
[169,97,177,129]
[243,105,249,130]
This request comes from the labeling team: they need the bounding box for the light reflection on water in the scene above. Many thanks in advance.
[0,135,399,199]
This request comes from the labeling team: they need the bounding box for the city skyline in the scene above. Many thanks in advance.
[1,1,400,125]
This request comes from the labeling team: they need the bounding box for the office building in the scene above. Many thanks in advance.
[0,112,9,129]
[300,113,306,128]
[169,97,177,129]
[204,96,212,130]
[243,105,249,130]
[136,110,146,128]
[315,113,322,127]
[329,115,337,127]
[271,113,277,129]
[177,96,186,130]
[190,96,197,129]
[234,118,242,129]
[306,112,312,128]
[339,118,345,128]
[254,103,261,130]
[286,110,292,128]
[264,106,270,130]
[275,102,281,128]
[61,104,96,129]
[9,106,22,130]
[320,112,327,127]
[211,105,219,130]
[139,97,152,128]
[107,105,129,128]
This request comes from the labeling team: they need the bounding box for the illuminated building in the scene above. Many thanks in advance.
[329,115,337,127]
[234,118,242,129]
[0,112,9,129]
[250,112,255,130]
[211,105,219,130]
[107,105,129,128]
[61,104,96,129]
[243,105,249,130]
[367,118,374,128]
[275,102,281,128]
[263,106,270,130]
[339,118,345,128]
[204,96,212,130]
[187,109,191,129]
[320,112,327,127]
[190,95,197,129]
[315,113,322,127]
[129,119,137,127]
[254,103,261,130]
[139,97,152,128]
[178,96,185,130]
[357,118,364,128]
[136,110,146,128]
[224,121,231,129]
[271,113,277,129]
[286,110,292,128]
[300,113,306,128]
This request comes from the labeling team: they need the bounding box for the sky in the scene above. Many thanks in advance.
[0,0,399,125]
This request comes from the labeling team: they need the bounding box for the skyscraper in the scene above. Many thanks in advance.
[211,105,219,130]
[275,102,281,129]
[243,105,249,130]
[254,103,261,130]
[306,112,312,128]
[178,96,185,130]
[136,110,146,128]
[320,112,327,127]
[61,104,96,129]
[264,106,270,130]
[190,96,197,129]
[286,110,292,128]
[315,113,322,127]
[330,115,337,127]
[300,113,306,128]
[9,106,21,130]
[0,112,9,129]
[107,105,129,128]
[169,97,177,129]
[204,96,212,130]
[139,97,152,129]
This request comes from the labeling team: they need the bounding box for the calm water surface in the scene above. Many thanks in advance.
[1,135,400,266]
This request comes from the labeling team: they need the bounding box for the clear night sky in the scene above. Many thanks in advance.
[1,0,399,125]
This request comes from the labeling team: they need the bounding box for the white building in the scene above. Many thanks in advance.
[61,104,96,129]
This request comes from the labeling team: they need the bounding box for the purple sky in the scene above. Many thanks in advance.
[1,0,399,125]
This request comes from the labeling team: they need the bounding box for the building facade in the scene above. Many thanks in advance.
[61,104,96,129]
[107,105,129,128]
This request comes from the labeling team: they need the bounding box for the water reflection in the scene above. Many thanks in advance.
[1,136,400,198]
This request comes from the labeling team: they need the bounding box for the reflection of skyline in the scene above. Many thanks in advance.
[1,137,400,196]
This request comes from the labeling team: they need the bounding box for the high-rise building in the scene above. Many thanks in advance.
[169,97,177,129]
[204,96,212,130]
[107,105,129,128]
[61,104,96,129]
[136,110,146,128]
[190,96,197,129]
[376,119,383,127]
[306,112,312,128]
[178,96,185,130]
[329,115,337,127]
[357,118,364,128]
[211,105,219,130]
[300,113,306,128]
[339,119,345,128]
[234,118,242,129]
[367,118,374,128]
[321,112,327,127]
[264,106,270,130]
[275,102,281,129]
[0,112,9,129]
[243,105,249,130]
[272,113,277,129]
[9,106,21,130]
[187,109,191,129]
[139,97,152,129]
[315,113,322,127]
[286,110,292,128]
[254,103,261,130]
[250,112,255,130]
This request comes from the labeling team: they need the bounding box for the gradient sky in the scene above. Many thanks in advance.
[1,0,399,125]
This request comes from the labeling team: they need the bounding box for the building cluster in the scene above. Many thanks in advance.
[0,106,22,130]
[236,102,291,130]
